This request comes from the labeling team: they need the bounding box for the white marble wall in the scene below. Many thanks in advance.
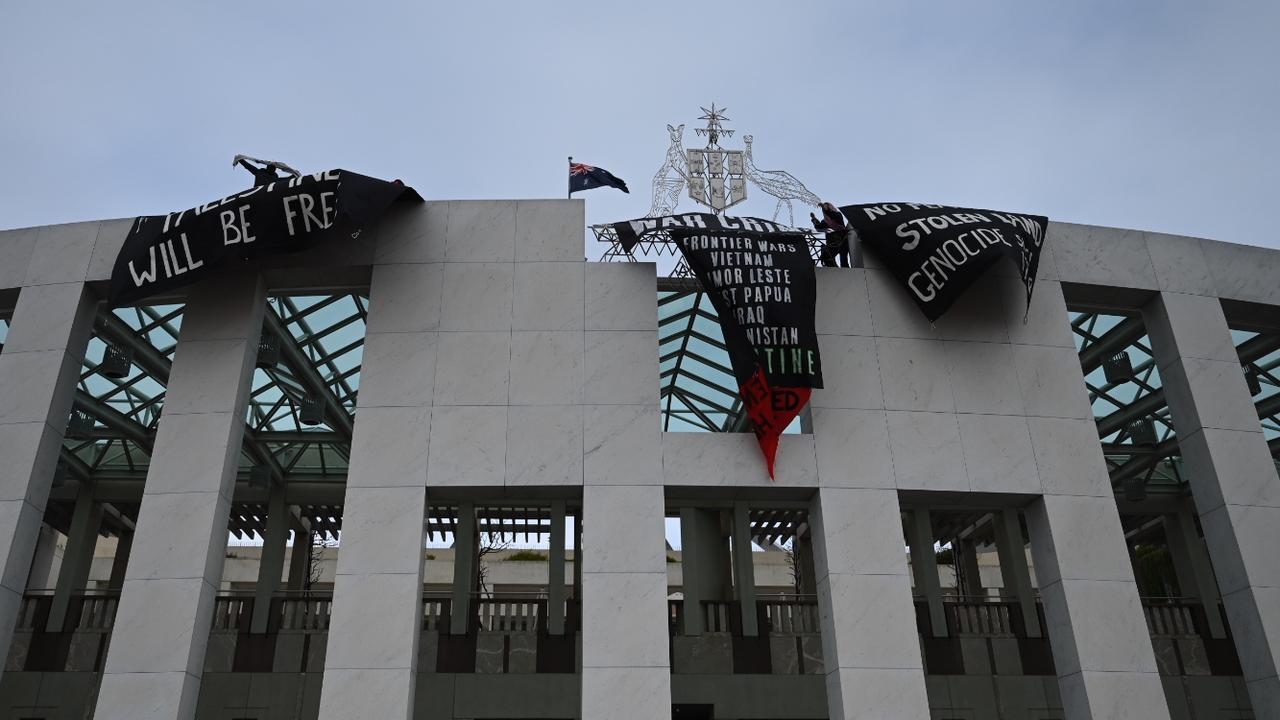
[1143,291,1280,716]
[1,207,1279,720]
[94,272,266,720]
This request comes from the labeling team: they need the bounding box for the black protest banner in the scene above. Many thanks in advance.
[840,203,1048,322]
[670,226,823,478]
[109,170,422,307]
[611,212,794,253]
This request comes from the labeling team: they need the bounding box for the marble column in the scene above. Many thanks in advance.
[285,515,312,593]
[0,279,95,677]
[1163,505,1226,638]
[94,272,267,720]
[580,485,670,720]
[811,488,931,720]
[46,480,102,631]
[25,524,62,590]
[1143,291,1280,714]
[449,502,476,636]
[678,507,705,635]
[1026,493,1171,720]
[958,539,983,597]
[994,509,1041,638]
[107,529,133,591]
[250,485,288,634]
[548,500,566,635]
[907,508,947,638]
[731,502,759,636]
[316,256,440,720]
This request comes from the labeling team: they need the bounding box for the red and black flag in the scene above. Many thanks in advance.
[668,225,823,478]
[569,161,629,195]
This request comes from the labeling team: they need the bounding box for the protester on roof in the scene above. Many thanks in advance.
[810,202,851,268]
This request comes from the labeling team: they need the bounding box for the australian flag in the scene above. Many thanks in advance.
[569,161,629,195]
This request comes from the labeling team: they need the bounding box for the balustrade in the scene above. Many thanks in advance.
[472,593,546,633]
[759,594,820,634]
[947,597,1018,637]
[1142,597,1203,637]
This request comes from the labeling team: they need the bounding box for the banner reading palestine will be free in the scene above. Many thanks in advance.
[109,170,422,307]
[669,226,823,478]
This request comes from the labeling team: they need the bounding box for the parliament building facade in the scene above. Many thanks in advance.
[0,199,1277,719]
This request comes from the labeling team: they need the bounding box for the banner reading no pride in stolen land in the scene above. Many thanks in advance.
[109,170,421,307]
[668,226,823,478]
[840,203,1048,322]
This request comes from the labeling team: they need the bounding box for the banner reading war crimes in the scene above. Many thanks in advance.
[108,170,422,306]
[611,212,795,253]
[670,226,823,478]
[840,203,1048,322]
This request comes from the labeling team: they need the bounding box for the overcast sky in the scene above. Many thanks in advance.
[3,2,1277,253]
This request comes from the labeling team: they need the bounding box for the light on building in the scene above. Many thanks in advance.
[300,393,324,426]
[1103,351,1134,384]
[66,409,95,440]
[1126,417,1157,447]
[100,342,134,379]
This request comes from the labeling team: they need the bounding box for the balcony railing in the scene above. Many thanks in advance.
[1142,597,1200,636]
[13,590,120,633]
[473,593,546,633]
[667,596,821,637]
[423,594,451,632]
[210,592,333,633]
[759,594,820,634]
[947,597,1019,637]
[277,593,332,631]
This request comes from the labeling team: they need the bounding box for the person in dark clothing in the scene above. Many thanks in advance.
[233,154,301,187]
[236,157,282,187]
[810,201,851,267]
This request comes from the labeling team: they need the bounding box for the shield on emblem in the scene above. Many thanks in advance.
[687,148,747,212]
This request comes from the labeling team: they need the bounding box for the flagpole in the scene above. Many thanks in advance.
[567,156,572,199]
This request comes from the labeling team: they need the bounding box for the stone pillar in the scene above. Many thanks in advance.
[548,500,566,635]
[581,259,667,718]
[678,507,732,636]
[810,488,930,720]
[108,530,133,591]
[581,485,670,720]
[25,524,62,590]
[285,516,312,593]
[795,524,817,595]
[731,502,759,637]
[95,273,267,720]
[316,253,443,720]
[250,485,288,634]
[572,508,582,602]
[907,508,947,638]
[1163,506,1226,638]
[994,510,1041,638]
[46,480,102,631]
[678,508,705,636]
[1026,494,1171,720]
[1143,291,1280,714]
[958,539,984,597]
[0,279,96,677]
[449,502,476,636]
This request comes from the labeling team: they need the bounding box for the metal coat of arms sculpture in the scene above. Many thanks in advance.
[602,104,827,274]
[643,104,820,225]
